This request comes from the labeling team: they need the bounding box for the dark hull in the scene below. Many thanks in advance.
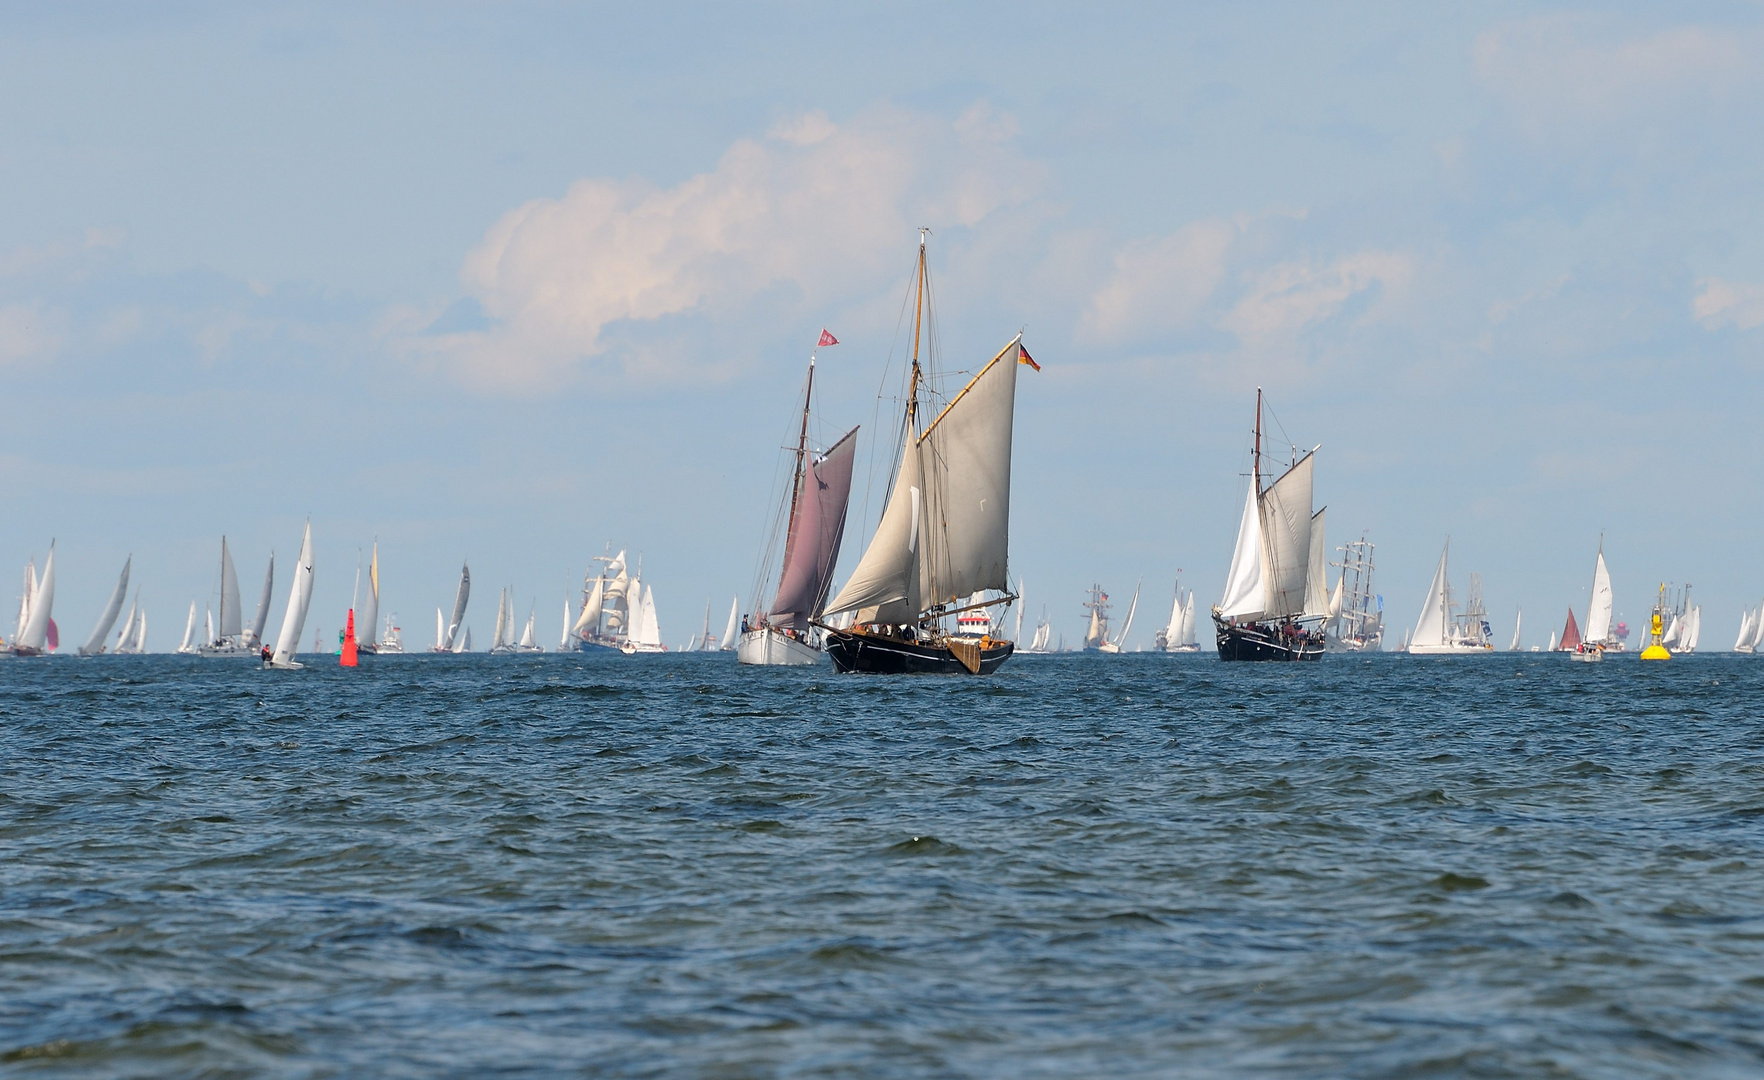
[1214,617,1323,662]
[823,628,1014,675]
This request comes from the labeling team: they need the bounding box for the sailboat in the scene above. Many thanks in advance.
[1084,582,1138,653]
[266,523,314,669]
[719,596,739,651]
[358,544,381,655]
[1406,539,1494,654]
[196,537,261,657]
[1556,606,1592,662]
[1212,390,1325,661]
[1153,578,1200,653]
[1326,534,1383,651]
[570,548,633,651]
[814,232,1033,675]
[7,545,57,656]
[1022,606,1054,653]
[620,571,666,654]
[1734,602,1764,653]
[515,604,542,653]
[1509,609,1523,652]
[490,588,517,654]
[177,601,199,654]
[78,556,132,656]
[113,593,147,653]
[1577,541,1619,656]
[432,561,471,653]
[739,335,860,667]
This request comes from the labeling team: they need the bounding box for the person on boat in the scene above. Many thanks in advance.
[260,644,272,663]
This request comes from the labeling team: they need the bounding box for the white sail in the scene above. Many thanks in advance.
[1180,590,1197,645]
[80,555,132,655]
[203,606,214,646]
[435,608,446,649]
[249,555,275,646]
[1547,629,1557,651]
[1302,507,1329,619]
[915,335,1021,607]
[1410,544,1451,649]
[1585,549,1613,643]
[1510,610,1523,652]
[1684,606,1702,652]
[561,598,575,649]
[16,546,55,653]
[14,557,33,642]
[492,587,509,649]
[1735,609,1754,652]
[132,608,147,653]
[573,576,604,638]
[457,626,472,653]
[636,584,663,647]
[1015,578,1026,642]
[1750,604,1764,650]
[1218,480,1266,619]
[1259,453,1314,619]
[444,562,471,650]
[113,597,139,655]
[1115,582,1140,649]
[218,538,243,640]
[179,601,198,654]
[721,595,739,650]
[519,607,537,649]
[825,429,924,622]
[1162,585,1183,645]
[361,544,379,648]
[1328,576,1343,621]
[270,522,314,668]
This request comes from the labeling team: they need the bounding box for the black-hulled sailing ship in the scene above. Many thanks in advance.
[813,230,1037,675]
[1211,389,1328,661]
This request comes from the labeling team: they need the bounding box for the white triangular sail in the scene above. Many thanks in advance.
[519,607,537,649]
[721,595,739,650]
[270,522,314,668]
[561,598,576,650]
[1302,507,1329,619]
[16,546,55,653]
[492,587,509,649]
[80,555,132,655]
[435,608,446,649]
[444,563,471,650]
[361,544,379,648]
[113,595,139,655]
[637,584,663,647]
[1410,543,1451,649]
[249,555,275,646]
[1180,590,1197,645]
[575,575,605,638]
[14,557,34,643]
[1585,549,1613,644]
[1510,610,1523,652]
[218,538,243,640]
[1162,585,1183,645]
[1218,481,1266,619]
[179,601,198,653]
[1750,604,1764,650]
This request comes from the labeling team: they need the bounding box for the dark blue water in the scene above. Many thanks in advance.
[3,652,1763,1077]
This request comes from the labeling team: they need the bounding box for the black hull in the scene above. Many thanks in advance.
[823,628,1014,675]
[1214,617,1323,662]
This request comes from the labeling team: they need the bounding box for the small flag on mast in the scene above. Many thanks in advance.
[817,329,839,347]
[1017,343,1040,371]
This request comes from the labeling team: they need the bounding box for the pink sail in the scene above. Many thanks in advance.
[768,427,859,628]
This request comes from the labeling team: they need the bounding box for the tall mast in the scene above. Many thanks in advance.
[1253,387,1263,495]
[783,349,816,543]
[908,229,927,433]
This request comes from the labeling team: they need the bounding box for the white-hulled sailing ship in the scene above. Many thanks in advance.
[197,537,274,658]
[1153,578,1200,652]
[1407,539,1494,654]
[431,561,471,653]
[1326,534,1383,651]
[1082,582,1138,653]
[1212,391,1327,661]
[78,555,132,656]
[739,334,859,667]
[814,231,1036,675]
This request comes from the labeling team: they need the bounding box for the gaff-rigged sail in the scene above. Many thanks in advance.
[769,427,859,628]
[1259,453,1314,619]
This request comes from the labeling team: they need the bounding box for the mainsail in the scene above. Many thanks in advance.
[270,522,315,668]
[1585,548,1613,644]
[218,538,243,641]
[720,596,738,650]
[768,427,859,628]
[444,562,471,650]
[80,555,131,655]
[249,555,275,647]
[1410,544,1451,650]
[16,545,56,653]
[361,545,379,648]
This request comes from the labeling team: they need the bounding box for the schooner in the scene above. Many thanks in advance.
[814,231,1037,675]
[1212,390,1328,661]
[738,332,859,666]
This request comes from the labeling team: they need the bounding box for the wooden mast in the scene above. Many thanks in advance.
[908,229,926,432]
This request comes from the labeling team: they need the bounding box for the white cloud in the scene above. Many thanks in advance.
[1693,278,1764,331]
[414,104,1044,389]
[1221,252,1414,347]
[1081,219,1237,344]
[0,302,68,367]
[1474,16,1759,134]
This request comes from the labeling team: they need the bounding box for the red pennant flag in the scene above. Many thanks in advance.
[817,329,839,347]
[1017,343,1040,371]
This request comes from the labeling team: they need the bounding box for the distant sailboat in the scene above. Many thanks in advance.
[1086,582,1138,653]
[516,605,541,654]
[177,601,199,654]
[571,549,644,651]
[620,572,665,654]
[740,335,859,668]
[197,537,259,658]
[267,522,315,670]
[78,555,132,656]
[561,597,578,651]
[719,597,739,652]
[1509,609,1523,652]
[1735,603,1763,653]
[1326,534,1383,652]
[115,595,147,654]
[358,543,380,654]
[1154,579,1201,653]
[433,562,471,653]
[490,587,516,654]
[1406,539,1494,654]
[1023,605,1054,653]
[7,545,56,657]
[815,232,1031,676]
[1212,390,1325,661]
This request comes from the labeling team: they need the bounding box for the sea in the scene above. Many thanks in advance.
[2,651,1762,1078]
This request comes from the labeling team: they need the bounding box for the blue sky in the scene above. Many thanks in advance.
[4,2,1763,651]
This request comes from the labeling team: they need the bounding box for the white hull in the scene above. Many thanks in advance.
[619,642,667,655]
[195,642,259,659]
[1569,648,1603,663]
[737,627,821,666]
[1406,642,1495,655]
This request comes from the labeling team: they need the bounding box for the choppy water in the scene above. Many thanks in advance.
[3,652,1763,1078]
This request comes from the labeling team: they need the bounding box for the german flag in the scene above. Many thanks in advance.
[1017,343,1040,371]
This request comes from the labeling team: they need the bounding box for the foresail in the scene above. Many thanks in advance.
[81,555,131,655]
[18,546,55,651]
[823,426,923,622]
[219,539,243,639]
[272,523,314,666]
[1218,481,1266,619]
[916,336,1021,607]
[250,556,275,645]
[1410,545,1450,648]
[769,426,859,627]
[1302,507,1328,619]
[445,563,471,649]
[361,545,379,647]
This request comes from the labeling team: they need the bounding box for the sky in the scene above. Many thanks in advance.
[3,1,1763,652]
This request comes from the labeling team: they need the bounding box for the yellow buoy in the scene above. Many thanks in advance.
[1640,595,1671,661]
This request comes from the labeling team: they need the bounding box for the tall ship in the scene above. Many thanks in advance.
[738,332,859,667]
[1154,578,1200,652]
[1326,535,1383,651]
[1408,539,1494,654]
[1021,603,1054,654]
[1212,390,1328,661]
[814,231,1037,675]
[569,549,666,653]
[1082,582,1137,653]
[1656,584,1701,653]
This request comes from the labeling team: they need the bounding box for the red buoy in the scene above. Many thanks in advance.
[340,608,358,667]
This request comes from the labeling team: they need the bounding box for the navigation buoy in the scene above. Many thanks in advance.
[1640,593,1670,661]
[340,608,358,667]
